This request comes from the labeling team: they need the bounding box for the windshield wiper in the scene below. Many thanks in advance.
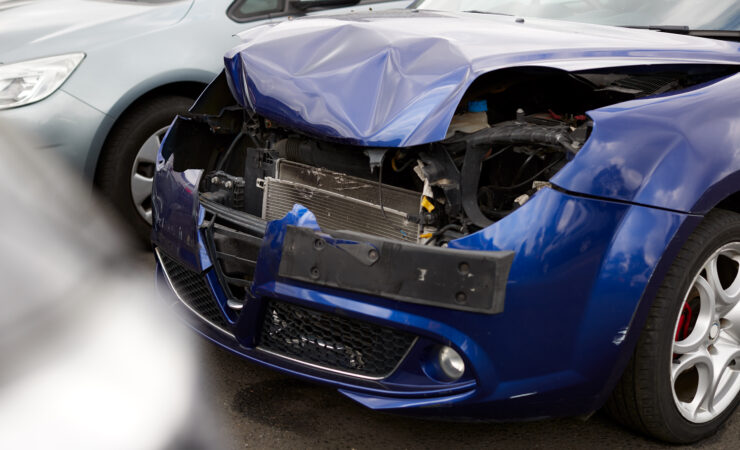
[463,10,513,16]
[624,25,690,34]
[623,25,740,42]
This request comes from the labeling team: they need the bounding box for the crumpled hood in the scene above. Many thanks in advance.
[224,9,740,147]
[0,0,192,63]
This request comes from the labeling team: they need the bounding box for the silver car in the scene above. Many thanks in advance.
[0,0,408,240]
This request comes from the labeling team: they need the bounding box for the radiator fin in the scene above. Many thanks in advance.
[262,160,420,242]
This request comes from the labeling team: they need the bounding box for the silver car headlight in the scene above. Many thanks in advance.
[0,53,85,110]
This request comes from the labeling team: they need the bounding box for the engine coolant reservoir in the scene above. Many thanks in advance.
[445,100,490,139]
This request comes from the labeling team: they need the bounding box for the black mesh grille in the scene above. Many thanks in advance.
[158,251,230,331]
[259,299,416,378]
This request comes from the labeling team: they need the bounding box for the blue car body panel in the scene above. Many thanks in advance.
[552,73,740,214]
[153,11,740,419]
[224,9,740,148]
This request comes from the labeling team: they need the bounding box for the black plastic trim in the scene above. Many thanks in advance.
[200,195,268,236]
[279,226,514,314]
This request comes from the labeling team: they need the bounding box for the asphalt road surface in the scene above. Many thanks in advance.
[139,251,740,449]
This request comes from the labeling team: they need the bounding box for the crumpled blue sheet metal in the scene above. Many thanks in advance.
[223,9,740,147]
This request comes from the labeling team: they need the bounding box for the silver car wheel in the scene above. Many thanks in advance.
[130,126,168,225]
[671,242,740,423]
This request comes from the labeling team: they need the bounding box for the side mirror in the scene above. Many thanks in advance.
[290,0,361,10]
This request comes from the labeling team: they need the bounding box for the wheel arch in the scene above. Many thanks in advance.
[694,172,740,215]
[591,180,740,413]
[716,192,740,215]
[91,79,209,186]
[591,192,739,411]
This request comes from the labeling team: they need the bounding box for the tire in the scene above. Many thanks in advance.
[606,209,740,443]
[96,95,194,243]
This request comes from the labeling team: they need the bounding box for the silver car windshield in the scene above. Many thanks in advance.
[410,0,740,31]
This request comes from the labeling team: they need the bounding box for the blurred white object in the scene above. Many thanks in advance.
[0,125,207,449]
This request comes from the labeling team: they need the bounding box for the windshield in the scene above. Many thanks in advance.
[409,0,740,31]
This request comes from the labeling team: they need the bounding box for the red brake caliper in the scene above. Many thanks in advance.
[675,302,694,341]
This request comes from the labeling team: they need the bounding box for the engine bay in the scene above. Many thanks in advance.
[165,64,738,246]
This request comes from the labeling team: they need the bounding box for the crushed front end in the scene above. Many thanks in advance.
[151,60,723,418]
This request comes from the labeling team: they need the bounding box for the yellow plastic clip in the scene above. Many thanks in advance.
[390,150,402,172]
[421,196,435,213]
[419,232,434,239]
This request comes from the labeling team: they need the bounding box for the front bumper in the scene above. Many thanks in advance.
[152,155,691,419]
[0,89,113,180]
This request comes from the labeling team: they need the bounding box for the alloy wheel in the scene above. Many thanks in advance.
[130,126,168,225]
[671,242,740,423]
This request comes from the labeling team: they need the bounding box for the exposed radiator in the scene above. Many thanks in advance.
[261,160,421,242]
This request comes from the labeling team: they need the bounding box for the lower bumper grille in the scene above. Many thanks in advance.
[258,299,416,379]
[157,250,230,333]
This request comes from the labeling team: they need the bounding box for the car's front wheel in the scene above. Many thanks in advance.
[607,209,740,443]
[96,96,193,243]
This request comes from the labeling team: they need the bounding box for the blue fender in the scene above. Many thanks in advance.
[447,188,691,414]
[553,73,740,214]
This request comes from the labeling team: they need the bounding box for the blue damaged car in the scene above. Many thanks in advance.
[152,1,740,443]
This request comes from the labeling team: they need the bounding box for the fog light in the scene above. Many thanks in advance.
[438,346,465,380]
